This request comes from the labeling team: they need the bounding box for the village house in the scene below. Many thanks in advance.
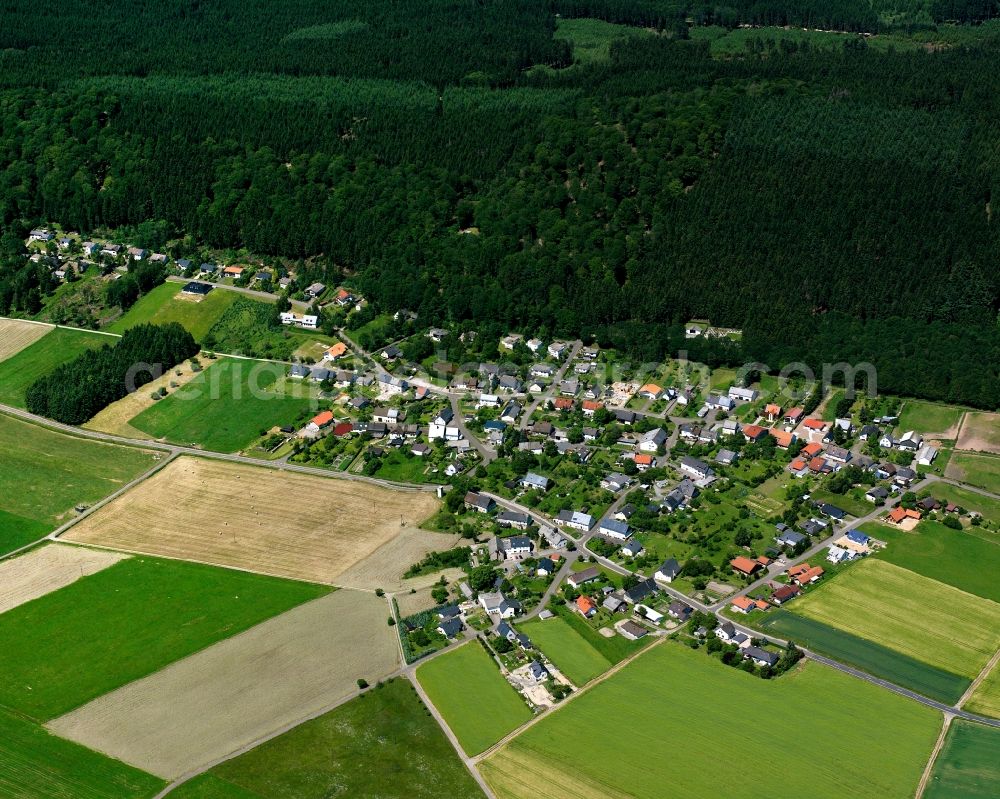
[575,595,598,618]
[464,491,496,514]
[728,386,758,403]
[638,428,668,452]
[770,584,800,605]
[480,592,520,618]
[498,510,532,530]
[557,510,594,531]
[491,535,533,561]
[428,407,462,441]
[621,539,644,557]
[598,518,630,540]
[680,456,714,481]
[520,472,551,492]
[730,556,763,578]
[567,566,601,589]
[655,558,682,583]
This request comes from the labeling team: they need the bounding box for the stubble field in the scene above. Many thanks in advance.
[0,318,52,362]
[63,456,441,585]
[49,588,398,780]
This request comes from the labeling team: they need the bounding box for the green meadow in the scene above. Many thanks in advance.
[167,679,482,799]
[107,282,242,341]
[896,400,965,435]
[0,414,159,553]
[518,616,611,686]
[0,327,111,407]
[417,641,532,756]
[482,643,938,799]
[0,557,328,720]
[129,358,315,452]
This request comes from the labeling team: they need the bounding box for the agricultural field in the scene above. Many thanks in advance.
[860,520,1000,602]
[897,400,965,438]
[106,282,241,341]
[0,414,160,554]
[955,412,1000,455]
[50,589,397,779]
[331,527,465,592]
[0,555,327,720]
[163,678,481,799]
[923,482,1000,524]
[964,656,1000,719]
[789,559,1000,681]
[947,451,1000,494]
[0,544,127,615]
[0,318,51,362]
[64,456,442,585]
[84,356,205,438]
[0,326,111,407]
[417,641,532,756]
[127,358,316,452]
[759,610,970,704]
[481,643,939,799]
[924,720,1000,799]
[518,616,611,686]
[0,707,164,799]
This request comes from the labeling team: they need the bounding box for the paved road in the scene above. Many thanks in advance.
[518,341,581,432]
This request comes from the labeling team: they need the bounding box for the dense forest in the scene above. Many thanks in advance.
[25,324,198,424]
[2,0,1000,407]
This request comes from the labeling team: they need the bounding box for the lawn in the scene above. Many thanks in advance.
[548,602,649,664]
[518,616,611,686]
[0,414,159,554]
[924,720,1000,799]
[789,559,1000,680]
[964,657,1000,719]
[166,679,483,799]
[0,556,328,720]
[897,400,965,436]
[760,610,970,704]
[860,520,1000,602]
[416,641,532,756]
[0,326,111,407]
[0,707,164,799]
[809,487,870,517]
[129,358,316,452]
[481,643,939,799]
[107,282,241,341]
[947,452,1000,495]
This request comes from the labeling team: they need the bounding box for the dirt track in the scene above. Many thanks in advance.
[0,544,127,615]
[47,589,399,779]
[62,456,440,585]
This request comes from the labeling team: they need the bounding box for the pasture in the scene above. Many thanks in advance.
[0,326,111,407]
[64,456,442,585]
[165,679,481,799]
[50,589,397,779]
[0,414,160,554]
[0,556,327,720]
[0,318,51,363]
[518,616,612,686]
[947,451,1000,495]
[759,610,969,704]
[107,282,241,341]
[0,544,127,615]
[924,720,1000,799]
[897,400,965,438]
[417,641,532,756]
[128,357,316,452]
[480,643,939,799]
[789,559,1000,680]
[860,520,1000,602]
[0,707,163,799]
[923,482,1000,523]
[955,411,1000,455]
[964,657,1000,719]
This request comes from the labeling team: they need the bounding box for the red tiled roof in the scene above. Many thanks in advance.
[311,410,334,427]
[802,443,823,457]
[554,398,574,410]
[731,556,761,575]
[332,422,353,436]
[789,458,807,471]
[803,418,827,430]
[576,596,596,614]
[731,595,755,611]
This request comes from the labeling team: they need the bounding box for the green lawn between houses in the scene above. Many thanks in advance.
[518,616,611,686]
[107,282,243,342]
[0,326,111,407]
[0,707,164,799]
[861,520,1000,603]
[416,641,532,756]
[165,679,483,799]
[481,642,939,799]
[760,610,970,704]
[0,414,160,555]
[0,556,329,720]
[925,720,1000,799]
[128,358,316,452]
[787,559,1000,681]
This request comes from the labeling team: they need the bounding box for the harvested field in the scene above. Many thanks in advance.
[955,411,1000,454]
[396,586,438,617]
[333,528,464,592]
[0,544,127,615]
[84,357,204,438]
[0,319,51,363]
[48,589,399,780]
[63,456,440,585]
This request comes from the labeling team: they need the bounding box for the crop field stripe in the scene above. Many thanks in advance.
[789,559,1000,680]
[417,641,532,756]
[0,707,164,799]
[963,651,1000,719]
[761,610,970,704]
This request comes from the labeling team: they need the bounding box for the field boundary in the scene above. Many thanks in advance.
[958,647,1000,709]
[914,713,951,799]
